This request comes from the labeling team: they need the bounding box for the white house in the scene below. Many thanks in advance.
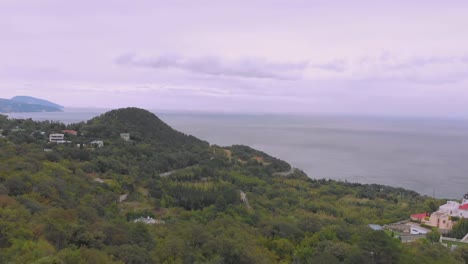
[133,216,165,225]
[11,126,25,132]
[439,201,461,217]
[437,193,468,218]
[49,133,65,143]
[90,140,104,148]
[134,216,156,224]
[120,133,130,141]
[416,193,468,231]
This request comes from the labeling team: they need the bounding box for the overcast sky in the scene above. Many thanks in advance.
[1,1,468,117]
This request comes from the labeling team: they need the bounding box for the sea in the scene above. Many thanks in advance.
[6,108,468,199]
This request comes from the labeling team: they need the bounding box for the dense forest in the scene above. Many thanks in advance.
[0,108,467,263]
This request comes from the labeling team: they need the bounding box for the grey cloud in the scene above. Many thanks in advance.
[385,56,459,70]
[116,53,308,80]
[309,60,347,72]
[311,54,468,84]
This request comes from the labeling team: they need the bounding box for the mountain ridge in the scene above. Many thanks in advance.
[11,95,64,109]
[0,95,63,113]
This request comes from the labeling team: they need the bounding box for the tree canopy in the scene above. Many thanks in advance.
[0,108,464,263]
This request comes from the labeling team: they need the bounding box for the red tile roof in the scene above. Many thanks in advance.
[62,130,78,135]
[459,204,468,210]
[411,213,428,219]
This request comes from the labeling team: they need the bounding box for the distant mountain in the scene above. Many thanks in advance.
[11,95,64,109]
[0,96,63,113]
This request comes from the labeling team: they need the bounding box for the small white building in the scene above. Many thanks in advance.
[133,216,165,225]
[49,133,65,143]
[134,216,156,224]
[90,140,104,148]
[11,126,25,132]
[120,133,130,141]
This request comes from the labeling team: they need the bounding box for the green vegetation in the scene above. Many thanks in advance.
[449,219,468,239]
[0,108,465,263]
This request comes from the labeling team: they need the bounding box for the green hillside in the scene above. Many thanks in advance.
[0,108,466,263]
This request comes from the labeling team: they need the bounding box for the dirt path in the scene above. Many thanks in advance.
[240,190,252,210]
[273,167,296,177]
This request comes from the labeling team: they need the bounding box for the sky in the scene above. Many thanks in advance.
[1,0,468,117]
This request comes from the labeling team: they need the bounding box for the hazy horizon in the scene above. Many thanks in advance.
[1,1,468,118]
[37,105,468,120]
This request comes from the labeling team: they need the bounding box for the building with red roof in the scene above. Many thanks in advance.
[410,213,428,222]
[62,130,78,136]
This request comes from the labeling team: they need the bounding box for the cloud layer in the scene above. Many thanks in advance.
[116,53,308,80]
[2,1,468,116]
[305,54,468,84]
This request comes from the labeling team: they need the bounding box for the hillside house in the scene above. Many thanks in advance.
[439,201,460,216]
[436,194,468,219]
[410,213,428,222]
[49,133,65,143]
[427,212,453,231]
[411,193,468,232]
[458,204,468,218]
[11,126,25,132]
[62,130,78,136]
[133,216,165,225]
[90,140,104,148]
[120,133,130,141]
[134,216,156,224]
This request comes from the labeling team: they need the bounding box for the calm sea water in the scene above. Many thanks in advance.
[7,108,468,199]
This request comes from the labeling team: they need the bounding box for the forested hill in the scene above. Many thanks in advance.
[82,107,208,149]
[0,108,466,263]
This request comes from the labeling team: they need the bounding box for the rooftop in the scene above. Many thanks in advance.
[368,224,383,231]
[410,213,428,219]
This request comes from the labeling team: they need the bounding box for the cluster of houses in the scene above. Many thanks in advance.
[368,193,468,243]
[411,193,468,233]
[47,130,131,148]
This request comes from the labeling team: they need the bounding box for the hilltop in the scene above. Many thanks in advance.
[0,108,466,263]
[0,96,63,113]
[82,107,207,148]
